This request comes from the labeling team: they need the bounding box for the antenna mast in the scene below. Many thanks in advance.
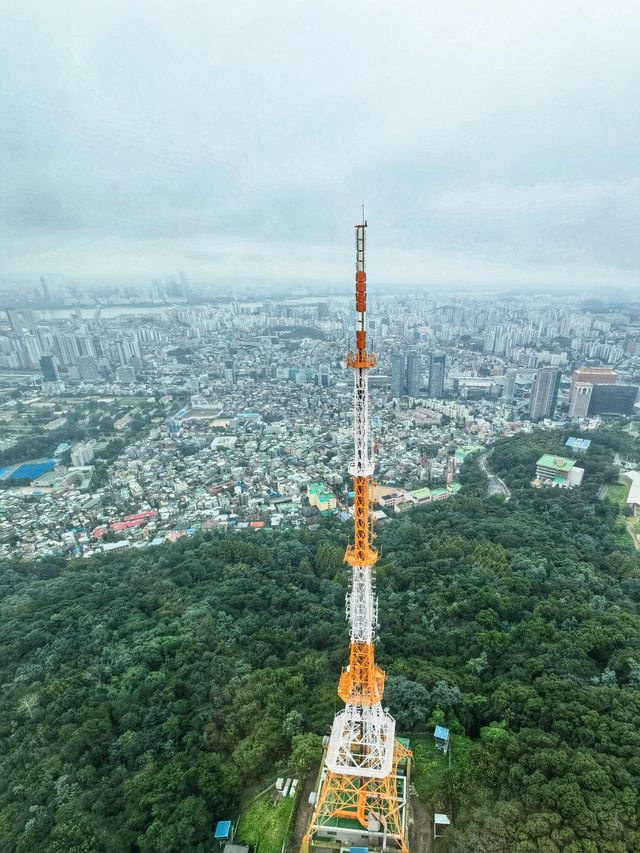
[303,221,411,853]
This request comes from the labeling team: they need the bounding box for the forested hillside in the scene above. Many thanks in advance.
[2,430,640,852]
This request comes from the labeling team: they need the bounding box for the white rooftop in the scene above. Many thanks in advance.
[623,471,640,506]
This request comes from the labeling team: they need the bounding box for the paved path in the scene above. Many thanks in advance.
[626,521,640,550]
[289,767,318,852]
[408,794,433,853]
[479,451,511,501]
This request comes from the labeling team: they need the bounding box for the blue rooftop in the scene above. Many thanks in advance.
[352,848,369,853]
[434,725,450,740]
[213,820,232,840]
[9,459,57,481]
[566,436,591,450]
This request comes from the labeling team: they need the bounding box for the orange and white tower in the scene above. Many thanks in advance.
[303,221,411,852]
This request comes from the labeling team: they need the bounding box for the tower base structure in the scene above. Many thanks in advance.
[303,738,412,852]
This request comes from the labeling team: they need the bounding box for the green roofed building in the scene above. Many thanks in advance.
[455,444,484,463]
[307,481,337,512]
[430,487,449,500]
[408,486,431,503]
[536,454,584,488]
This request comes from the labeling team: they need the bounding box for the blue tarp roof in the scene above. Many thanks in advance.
[213,820,232,839]
[434,725,450,740]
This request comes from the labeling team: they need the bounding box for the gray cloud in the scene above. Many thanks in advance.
[1,0,639,289]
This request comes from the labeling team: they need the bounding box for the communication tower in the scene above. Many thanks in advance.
[303,221,411,852]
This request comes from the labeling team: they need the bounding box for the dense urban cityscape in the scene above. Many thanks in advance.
[3,0,640,850]
[1,282,639,563]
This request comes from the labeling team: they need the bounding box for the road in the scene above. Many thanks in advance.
[479,452,511,501]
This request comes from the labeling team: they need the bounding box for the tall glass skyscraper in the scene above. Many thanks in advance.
[503,368,517,402]
[428,353,446,398]
[40,354,60,383]
[406,353,422,397]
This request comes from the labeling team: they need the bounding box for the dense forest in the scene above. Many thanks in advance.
[2,428,640,851]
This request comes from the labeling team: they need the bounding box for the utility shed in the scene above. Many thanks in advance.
[434,813,451,838]
[434,725,450,754]
[213,820,232,842]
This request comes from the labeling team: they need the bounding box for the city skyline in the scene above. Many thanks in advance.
[1,290,638,563]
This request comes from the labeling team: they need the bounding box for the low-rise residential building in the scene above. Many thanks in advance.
[307,482,337,512]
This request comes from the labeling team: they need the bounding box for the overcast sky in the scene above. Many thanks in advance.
[1,1,639,291]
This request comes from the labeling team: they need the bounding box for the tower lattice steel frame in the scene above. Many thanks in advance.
[303,221,411,852]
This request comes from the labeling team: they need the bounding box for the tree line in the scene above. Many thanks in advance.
[1,427,639,850]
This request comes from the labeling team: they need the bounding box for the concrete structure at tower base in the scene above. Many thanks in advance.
[304,740,412,852]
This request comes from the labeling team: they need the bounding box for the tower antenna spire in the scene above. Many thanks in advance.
[303,218,412,853]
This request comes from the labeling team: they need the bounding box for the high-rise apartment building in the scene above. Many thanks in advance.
[78,355,100,383]
[529,367,560,421]
[390,352,405,399]
[503,368,517,402]
[8,309,36,337]
[428,353,446,398]
[317,364,330,387]
[483,331,495,353]
[224,359,236,383]
[71,442,95,467]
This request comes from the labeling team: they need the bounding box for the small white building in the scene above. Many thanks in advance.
[434,813,451,839]
[622,471,640,512]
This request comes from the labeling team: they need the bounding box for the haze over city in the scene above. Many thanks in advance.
[4,4,640,853]
[1,0,639,292]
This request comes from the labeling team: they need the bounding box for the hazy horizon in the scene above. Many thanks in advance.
[1,1,639,290]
